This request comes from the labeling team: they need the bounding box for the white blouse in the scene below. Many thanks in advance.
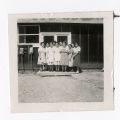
[73,46,81,53]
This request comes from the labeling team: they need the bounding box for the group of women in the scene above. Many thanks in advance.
[37,41,81,73]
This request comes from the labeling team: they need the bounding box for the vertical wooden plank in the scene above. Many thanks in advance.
[88,25,89,64]
[39,25,40,44]
[79,24,81,64]
[97,26,100,65]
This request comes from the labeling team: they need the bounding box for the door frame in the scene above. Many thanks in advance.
[39,32,71,44]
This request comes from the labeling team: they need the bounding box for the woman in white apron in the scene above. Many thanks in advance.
[47,42,55,71]
[68,44,74,71]
[54,42,61,71]
[60,42,69,72]
[45,43,50,71]
[37,42,46,72]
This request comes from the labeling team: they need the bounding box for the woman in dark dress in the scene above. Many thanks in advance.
[73,43,81,73]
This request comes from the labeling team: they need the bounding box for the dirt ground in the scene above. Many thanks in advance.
[18,71,104,103]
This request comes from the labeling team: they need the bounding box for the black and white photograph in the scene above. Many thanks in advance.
[9,12,114,112]
[18,18,103,103]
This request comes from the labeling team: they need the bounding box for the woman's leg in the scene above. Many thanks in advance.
[46,64,48,71]
[55,61,57,71]
[69,66,72,72]
[76,66,79,73]
[40,64,43,71]
[49,65,51,71]
[58,61,60,71]
[48,62,51,71]
[65,65,67,72]
[43,64,45,71]
[57,65,59,71]
[48,63,50,71]
[55,64,57,71]
[45,64,47,71]
[56,62,58,71]
[39,65,41,71]
[79,67,82,73]
[51,63,53,71]
[37,64,41,73]
[62,66,64,72]
[48,65,49,71]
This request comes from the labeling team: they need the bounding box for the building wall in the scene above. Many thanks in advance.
[18,23,103,69]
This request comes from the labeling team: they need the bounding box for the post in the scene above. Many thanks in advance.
[29,46,33,71]
[19,47,24,73]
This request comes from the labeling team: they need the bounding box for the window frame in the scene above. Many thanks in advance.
[18,25,40,46]
[39,32,71,44]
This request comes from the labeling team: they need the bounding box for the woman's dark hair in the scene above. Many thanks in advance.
[59,41,62,43]
[53,41,56,44]
[46,42,49,45]
[50,42,53,44]
[63,41,67,45]
[74,42,79,46]
[68,44,72,48]
[55,42,59,44]
[40,42,44,45]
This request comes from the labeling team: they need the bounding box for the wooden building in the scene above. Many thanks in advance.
[18,18,103,70]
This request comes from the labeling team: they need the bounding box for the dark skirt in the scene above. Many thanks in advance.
[73,53,81,67]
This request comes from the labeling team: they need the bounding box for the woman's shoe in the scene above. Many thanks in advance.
[37,70,41,74]
[76,71,79,73]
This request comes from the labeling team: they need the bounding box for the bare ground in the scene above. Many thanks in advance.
[18,71,104,103]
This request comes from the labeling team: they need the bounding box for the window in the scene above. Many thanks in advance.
[44,36,54,44]
[19,26,39,34]
[18,25,39,43]
[57,36,68,43]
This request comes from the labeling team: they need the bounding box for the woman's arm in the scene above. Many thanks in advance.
[73,47,81,58]
[69,50,74,61]
[38,48,41,59]
[73,52,80,58]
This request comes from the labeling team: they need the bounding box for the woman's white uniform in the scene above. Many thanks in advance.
[37,46,46,64]
[54,47,61,65]
[45,47,49,64]
[68,48,74,67]
[47,47,55,65]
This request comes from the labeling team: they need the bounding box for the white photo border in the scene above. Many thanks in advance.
[8,11,114,112]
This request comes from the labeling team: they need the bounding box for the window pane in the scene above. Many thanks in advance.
[19,26,25,34]
[26,26,39,34]
[19,36,25,43]
[44,36,54,44]
[57,36,67,44]
[26,35,39,43]
[19,26,39,34]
